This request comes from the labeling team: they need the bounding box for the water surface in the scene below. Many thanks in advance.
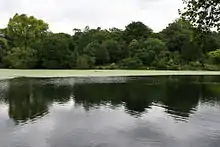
[1,76,220,147]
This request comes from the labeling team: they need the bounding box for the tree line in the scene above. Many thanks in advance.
[1,13,220,70]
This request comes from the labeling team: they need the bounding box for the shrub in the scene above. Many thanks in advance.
[120,57,143,69]
[208,49,220,64]
[4,47,37,69]
[76,54,95,69]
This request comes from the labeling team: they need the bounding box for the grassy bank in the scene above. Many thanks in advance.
[1,69,220,80]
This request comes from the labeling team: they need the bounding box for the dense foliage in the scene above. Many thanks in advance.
[182,0,220,31]
[1,13,220,70]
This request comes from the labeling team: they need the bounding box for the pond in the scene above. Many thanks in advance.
[1,76,220,147]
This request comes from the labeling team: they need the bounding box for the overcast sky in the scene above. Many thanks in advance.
[0,0,184,34]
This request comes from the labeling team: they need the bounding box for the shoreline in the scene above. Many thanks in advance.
[1,69,220,80]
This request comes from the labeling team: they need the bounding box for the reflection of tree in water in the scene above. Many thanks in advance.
[73,76,220,119]
[162,77,200,120]
[73,77,170,117]
[161,76,220,120]
[2,76,220,123]
[73,77,169,116]
[3,78,72,124]
[73,82,163,116]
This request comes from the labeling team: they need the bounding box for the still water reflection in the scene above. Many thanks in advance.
[1,76,220,147]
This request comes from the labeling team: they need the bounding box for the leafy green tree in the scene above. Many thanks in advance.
[208,49,220,64]
[76,54,95,69]
[143,38,167,53]
[136,38,168,66]
[160,19,194,52]
[83,41,98,57]
[123,21,153,43]
[152,51,171,69]
[102,39,123,63]
[201,32,220,53]
[74,27,109,54]
[109,28,124,41]
[181,0,220,30]
[37,33,71,69]
[5,13,49,49]
[108,28,128,57]
[92,29,110,43]
[95,46,110,65]
[68,51,78,68]
[128,39,140,57]
[135,49,155,66]
[0,36,8,66]
[181,39,202,62]
[160,19,205,62]
[82,41,110,65]
[166,52,181,69]
[4,47,37,69]
[1,13,220,70]
[120,57,143,68]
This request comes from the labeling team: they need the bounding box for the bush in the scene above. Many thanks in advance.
[76,54,95,69]
[136,38,168,66]
[120,57,143,69]
[4,47,37,69]
[182,62,204,70]
[95,63,119,70]
[208,49,220,64]
[204,64,220,71]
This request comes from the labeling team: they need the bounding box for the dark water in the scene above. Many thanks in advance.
[1,76,220,147]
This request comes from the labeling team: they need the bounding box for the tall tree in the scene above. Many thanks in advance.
[160,19,194,52]
[6,13,49,49]
[136,38,168,66]
[181,0,220,30]
[4,47,37,69]
[102,39,123,63]
[123,21,153,43]
[0,35,8,67]
[37,33,71,69]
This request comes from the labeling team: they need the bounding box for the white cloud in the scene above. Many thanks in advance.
[0,0,183,34]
